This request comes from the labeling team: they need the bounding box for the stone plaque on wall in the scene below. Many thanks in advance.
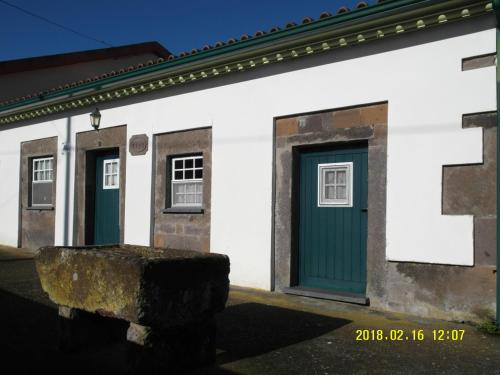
[129,134,149,156]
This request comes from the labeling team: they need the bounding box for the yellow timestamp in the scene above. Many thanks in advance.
[355,329,465,341]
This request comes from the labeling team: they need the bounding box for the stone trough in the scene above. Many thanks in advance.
[35,245,230,371]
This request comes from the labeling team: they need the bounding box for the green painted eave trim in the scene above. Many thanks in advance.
[0,0,493,124]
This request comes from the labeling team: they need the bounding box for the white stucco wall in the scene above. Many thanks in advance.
[0,27,495,289]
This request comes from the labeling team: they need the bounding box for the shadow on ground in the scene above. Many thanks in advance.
[189,302,350,374]
[216,302,349,363]
[0,259,349,374]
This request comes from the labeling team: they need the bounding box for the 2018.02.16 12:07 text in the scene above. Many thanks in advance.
[355,329,465,341]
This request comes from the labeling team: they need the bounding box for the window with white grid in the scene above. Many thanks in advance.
[318,162,353,207]
[171,155,203,207]
[103,159,120,189]
[32,157,53,206]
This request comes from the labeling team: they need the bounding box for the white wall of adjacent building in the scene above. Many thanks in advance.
[0,27,495,289]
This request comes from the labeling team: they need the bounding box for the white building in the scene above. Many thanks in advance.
[0,0,497,322]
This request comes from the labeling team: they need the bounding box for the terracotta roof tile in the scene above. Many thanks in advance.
[1,2,382,109]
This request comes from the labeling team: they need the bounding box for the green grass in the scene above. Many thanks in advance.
[476,320,500,335]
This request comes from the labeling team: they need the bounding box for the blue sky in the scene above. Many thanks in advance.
[0,0,371,61]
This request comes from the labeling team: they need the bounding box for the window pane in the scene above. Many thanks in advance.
[174,193,186,205]
[196,183,203,193]
[185,159,193,168]
[195,169,202,179]
[185,170,193,179]
[174,183,185,194]
[336,170,346,184]
[48,170,53,180]
[47,159,53,170]
[336,186,346,200]
[174,171,183,180]
[195,158,203,168]
[34,171,39,181]
[325,186,335,199]
[112,175,117,186]
[105,175,110,186]
[174,159,183,169]
[112,162,118,174]
[34,160,39,171]
[325,171,335,184]
[44,171,49,180]
[186,193,195,204]
[32,182,52,205]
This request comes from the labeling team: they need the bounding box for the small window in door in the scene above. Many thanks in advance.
[103,159,120,189]
[318,162,353,207]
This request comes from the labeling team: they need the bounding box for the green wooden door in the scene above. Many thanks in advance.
[94,154,120,245]
[297,145,368,294]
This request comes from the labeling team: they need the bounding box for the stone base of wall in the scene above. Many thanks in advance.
[369,262,496,322]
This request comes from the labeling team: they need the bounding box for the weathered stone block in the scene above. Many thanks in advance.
[276,118,299,137]
[35,245,230,329]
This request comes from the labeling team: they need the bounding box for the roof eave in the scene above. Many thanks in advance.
[0,0,493,124]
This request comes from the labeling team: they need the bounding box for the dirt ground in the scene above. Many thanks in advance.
[0,245,498,374]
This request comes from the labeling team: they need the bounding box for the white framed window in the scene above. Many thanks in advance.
[171,155,203,207]
[103,159,120,189]
[318,162,353,207]
[32,157,53,206]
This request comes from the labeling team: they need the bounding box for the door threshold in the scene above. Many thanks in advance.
[282,286,369,305]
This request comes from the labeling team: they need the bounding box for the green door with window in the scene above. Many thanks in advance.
[94,154,120,245]
[297,145,368,294]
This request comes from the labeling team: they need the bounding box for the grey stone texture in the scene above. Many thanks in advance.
[153,128,212,252]
[128,134,149,156]
[274,104,497,322]
[443,116,497,266]
[35,245,230,328]
[36,244,228,371]
[73,125,127,245]
[462,53,496,71]
[20,136,58,249]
